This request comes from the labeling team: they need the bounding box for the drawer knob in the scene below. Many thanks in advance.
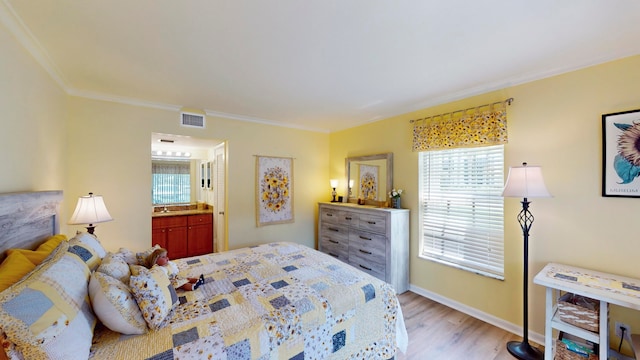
[329,253,339,258]
[359,249,372,255]
[329,240,339,244]
[359,236,372,240]
[367,221,376,225]
[359,264,372,271]
[329,227,339,232]
[345,217,352,220]
[327,213,333,217]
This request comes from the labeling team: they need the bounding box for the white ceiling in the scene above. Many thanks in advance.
[3,1,640,133]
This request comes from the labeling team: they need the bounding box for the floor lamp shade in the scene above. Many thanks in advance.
[502,163,551,199]
[68,192,113,234]
[502,162,551,360]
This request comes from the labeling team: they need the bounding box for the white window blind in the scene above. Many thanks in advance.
[419,145,505,279]
[152,160,191,205]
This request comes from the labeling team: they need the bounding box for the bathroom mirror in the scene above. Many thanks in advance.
[345,153,393,204]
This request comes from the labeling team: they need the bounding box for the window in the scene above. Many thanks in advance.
[152,160,191,205]
[418,144,505,279]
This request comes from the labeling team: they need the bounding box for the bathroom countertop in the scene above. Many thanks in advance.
[152,209,214,218]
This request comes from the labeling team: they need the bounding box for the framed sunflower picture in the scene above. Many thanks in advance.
[602,109,640,197]
[256,155,294,226]
[359,164,379,200]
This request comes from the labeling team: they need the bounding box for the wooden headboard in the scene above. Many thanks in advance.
[0,190,63,263]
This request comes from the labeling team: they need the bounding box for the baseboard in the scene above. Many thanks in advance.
[407,284,545,347]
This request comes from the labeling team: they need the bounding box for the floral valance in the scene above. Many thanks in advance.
[411,99,510,151]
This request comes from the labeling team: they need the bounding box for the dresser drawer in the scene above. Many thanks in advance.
[322,208,359,227]
[349,230,386,256]
[357,214,386,233]
[320,208,344,225]
[321,238,349,262]
[348,245,385,280]
[320,223,349,242]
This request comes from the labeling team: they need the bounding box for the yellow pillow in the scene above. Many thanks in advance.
[0,251,36,292]
[5,234,68,266]
[5,248,50,266]
[36,234,68,253]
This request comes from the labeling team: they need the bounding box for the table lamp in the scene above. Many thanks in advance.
[68,192,113,235]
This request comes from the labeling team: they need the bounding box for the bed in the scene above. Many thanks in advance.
[0,191,408,360]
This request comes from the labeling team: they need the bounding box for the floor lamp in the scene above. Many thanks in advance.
[502,162,551,360]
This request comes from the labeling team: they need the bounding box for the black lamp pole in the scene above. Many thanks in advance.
[507,198,543,360]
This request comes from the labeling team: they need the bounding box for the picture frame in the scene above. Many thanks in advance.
[256,155,294,226]
[602,109,640,197]
[359,164,379,200]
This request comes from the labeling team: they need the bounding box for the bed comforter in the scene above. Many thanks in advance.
[90,242,407,359]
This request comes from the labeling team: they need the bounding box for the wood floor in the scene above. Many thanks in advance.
[395,291,544,360]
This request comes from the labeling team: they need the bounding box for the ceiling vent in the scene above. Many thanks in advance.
[180,112,206,129]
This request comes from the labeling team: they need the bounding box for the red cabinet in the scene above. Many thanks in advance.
[187,214,213,256]
[152,213,213,259]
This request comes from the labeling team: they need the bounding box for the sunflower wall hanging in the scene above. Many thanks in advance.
[256,155,294,225]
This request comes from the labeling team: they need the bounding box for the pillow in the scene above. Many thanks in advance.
[115,247,137,265]
[0,242,96,359]
[136,244,161,266]
[129,265,178,330]
[70,232,107,259]
[96,253,131,283]
[129,264,145,277]
[5,248,50,266]
[0,251,36,292]
[68,238,101,271]
[36,234,68,253]
[5,234,69,267]
[89,272,147,335]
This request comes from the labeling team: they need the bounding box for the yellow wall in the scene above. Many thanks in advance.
[330,54,640,351]
[66,97,329,252]
[0,21,67,193]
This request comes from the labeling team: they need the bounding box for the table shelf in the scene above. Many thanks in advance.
[550,305,600,343]
[534,263,640,359]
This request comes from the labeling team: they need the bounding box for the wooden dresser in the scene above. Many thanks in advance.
[318,202,409,293]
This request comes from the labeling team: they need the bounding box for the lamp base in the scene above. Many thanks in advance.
[507,341,543,360]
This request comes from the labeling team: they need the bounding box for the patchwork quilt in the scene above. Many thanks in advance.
[90,242,405,360]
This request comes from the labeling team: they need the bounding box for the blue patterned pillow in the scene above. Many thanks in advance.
[0,242,96,359]
[68,238,101,270]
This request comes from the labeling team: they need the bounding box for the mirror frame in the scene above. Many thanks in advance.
[345,153,393,205]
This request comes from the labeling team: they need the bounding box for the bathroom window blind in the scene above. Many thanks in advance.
[418,145,505,279]
[152,160,191,205]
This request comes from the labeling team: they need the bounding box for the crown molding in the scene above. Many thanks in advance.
[403,51,640,119]
[0,0,69,91]
[67,88,182,112]
[4,0,637,134]
[204,109,330,133]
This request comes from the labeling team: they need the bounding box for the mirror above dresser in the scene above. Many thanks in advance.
[345,153,393,205]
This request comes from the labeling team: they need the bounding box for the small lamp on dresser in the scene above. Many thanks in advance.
[330,179,339,202]
[68,192,113,235]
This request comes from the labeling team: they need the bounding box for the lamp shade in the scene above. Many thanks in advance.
[330,179,339,188]
[68,193,113,225]
[502,162,552,198]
